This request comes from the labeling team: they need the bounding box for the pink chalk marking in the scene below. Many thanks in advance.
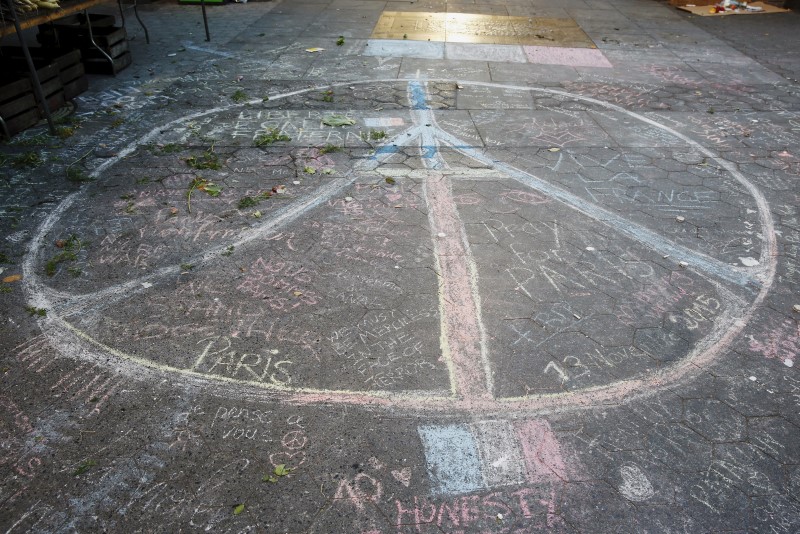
[543,487,559,528]
[49,363,86,392]
[425,174,490,399]
[501,189,550,205]
[514,419,570,483]
[523,46,612,68]
[333,473,383,512]
[73,373,104,398]
[90,379,122,416]
[749,318,799,365]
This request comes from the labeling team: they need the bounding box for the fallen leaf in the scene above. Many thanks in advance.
[72,459,96,476]
[322,168,335,175]
[548,147,560,152]
[233,503,245,515]
[385,177,396,185]
[201,183,222,197]
[253,210,262,218]
[305,47,325,53]
[2,274,21,283]
[322,115,356,127]
[293,291,303,297]
[303,166,317,174]
[274,464,291,476]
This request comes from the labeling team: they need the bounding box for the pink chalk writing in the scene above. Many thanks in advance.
[749,318,799,366]
[237,258,319,310]
[393,487,560,532]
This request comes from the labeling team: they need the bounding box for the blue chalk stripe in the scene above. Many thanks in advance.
[418,424,485,496]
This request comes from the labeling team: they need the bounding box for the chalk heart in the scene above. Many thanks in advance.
[391,467,412,487]
[618,464,654,502]
[386,193,402,202]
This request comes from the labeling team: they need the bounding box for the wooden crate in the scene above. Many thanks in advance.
[14,63,66,116]
[36,13,116,45]
[37,22,130,75]
[669,0,717,5]
[83,50,132,75]
[38,18,124,49]
[1,47,88,100]
[0,77,41,139]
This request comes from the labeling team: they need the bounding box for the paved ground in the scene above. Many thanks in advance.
[1,0,800,531]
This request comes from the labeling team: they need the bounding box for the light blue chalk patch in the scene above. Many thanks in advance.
[418,424,484,496]
[408,81,430,110]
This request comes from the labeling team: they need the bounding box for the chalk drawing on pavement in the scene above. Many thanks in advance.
[21,79,777,417]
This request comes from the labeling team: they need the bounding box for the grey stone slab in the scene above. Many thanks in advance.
[470,109,615,147]
[456,84,535,110]
[588,110,694,148]
[489,61,580,83]
[399,58,493,81]
[696,64,788,86]
[363,39,445,59]
[444,43,527,63]
[305,56,402,81]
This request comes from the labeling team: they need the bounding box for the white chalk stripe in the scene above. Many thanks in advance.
[471,420,526,488]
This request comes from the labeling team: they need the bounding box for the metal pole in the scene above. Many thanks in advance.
[3,0,56,135]
[84,8,115,72]
[117,0,150,45]
[201,0,210,42]
[132,0,150,44]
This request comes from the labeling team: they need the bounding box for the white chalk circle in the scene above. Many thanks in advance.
[23,79,777,416]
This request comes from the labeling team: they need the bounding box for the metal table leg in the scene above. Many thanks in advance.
[116,0,150,44]
[132,0,149,44]
[201,0,210,42]
[0,115,9,140]
[84,8,115,74]
[2,0,56,135]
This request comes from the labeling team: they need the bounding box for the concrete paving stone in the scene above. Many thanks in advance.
[683,398,747,442]
[674,473,753,530]
[445,43,526,63]
[488,61,580,83]
[579,408,650,452]
[456,84,535,109]
[647,421,713,472]
[751,494,800,534]
[399,57,492,81]
[558,480,643,532]
[624,505,700,533]
[470,109,614,147]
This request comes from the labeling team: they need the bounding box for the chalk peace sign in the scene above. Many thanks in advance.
[23,80,776,416]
